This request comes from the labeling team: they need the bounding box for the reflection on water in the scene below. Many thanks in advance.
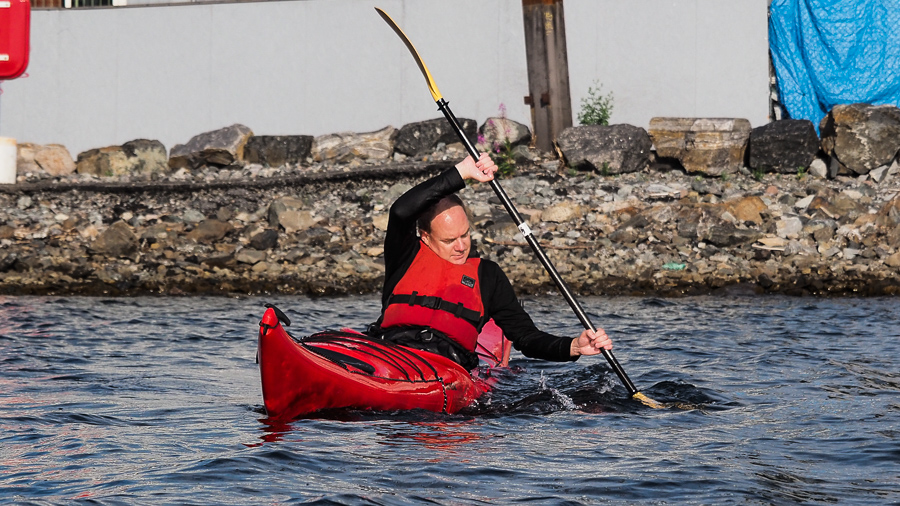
[0,294,898,504]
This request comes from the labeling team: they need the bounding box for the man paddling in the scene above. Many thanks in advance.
[367,154,612,370]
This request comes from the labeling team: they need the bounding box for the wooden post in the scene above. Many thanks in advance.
[522,0,573,152]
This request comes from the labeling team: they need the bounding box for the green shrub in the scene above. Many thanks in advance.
[577,81,614,126]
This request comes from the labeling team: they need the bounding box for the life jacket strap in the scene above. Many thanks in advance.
[389,292,482,328]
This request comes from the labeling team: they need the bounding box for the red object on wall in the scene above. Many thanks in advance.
[0,0,30,80]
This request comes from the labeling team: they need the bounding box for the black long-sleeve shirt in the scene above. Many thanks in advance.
[380,167,577,363]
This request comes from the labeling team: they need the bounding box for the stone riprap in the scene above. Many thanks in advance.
[3,105,900,297]
[1,143,899,297]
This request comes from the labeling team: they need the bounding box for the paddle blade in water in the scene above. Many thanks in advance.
[632,391,667,409]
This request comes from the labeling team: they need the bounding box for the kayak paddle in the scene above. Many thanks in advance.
[375,7,665,409]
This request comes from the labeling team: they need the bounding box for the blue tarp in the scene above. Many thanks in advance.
[769,0,900,130]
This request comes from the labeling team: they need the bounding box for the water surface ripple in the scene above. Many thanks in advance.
[0,295,898,504]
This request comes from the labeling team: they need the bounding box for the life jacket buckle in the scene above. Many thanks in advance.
[420,295,441,309]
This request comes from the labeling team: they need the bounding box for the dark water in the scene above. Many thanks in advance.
[1,294,898,505]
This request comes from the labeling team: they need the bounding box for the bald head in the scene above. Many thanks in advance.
[418,195,472,265]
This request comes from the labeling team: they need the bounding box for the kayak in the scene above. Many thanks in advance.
[257,305,511,420]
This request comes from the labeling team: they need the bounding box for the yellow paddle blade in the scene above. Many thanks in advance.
[632,391,667,409]
[375,7,443,102]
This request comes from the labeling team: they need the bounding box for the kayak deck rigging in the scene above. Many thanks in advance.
[257,305,508,419]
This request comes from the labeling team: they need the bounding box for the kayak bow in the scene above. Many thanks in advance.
[257,306,497,419]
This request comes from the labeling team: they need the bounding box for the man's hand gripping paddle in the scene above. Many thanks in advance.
[375,7,666,409]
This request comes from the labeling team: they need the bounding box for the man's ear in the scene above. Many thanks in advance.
[420,231,432,248]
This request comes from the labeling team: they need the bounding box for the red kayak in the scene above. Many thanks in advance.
[257,305,510,420]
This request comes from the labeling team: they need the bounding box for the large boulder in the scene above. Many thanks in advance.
[169,124,254,170]
[748,119,819,174]
[311,126,396,163]
[37,144,77,176]
[394,118,477,157]
[649,117,751,176]
[819,103,900,175]
[477,116,531,152]
[77,139,168,177]
[557,124,652,174]
[244,135,314,167]
[17,143,77,176]
[556,125,651,174]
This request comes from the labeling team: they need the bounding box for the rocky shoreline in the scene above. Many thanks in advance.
[2,141,899,298]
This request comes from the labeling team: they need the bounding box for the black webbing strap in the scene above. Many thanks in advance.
[388,292,481,328]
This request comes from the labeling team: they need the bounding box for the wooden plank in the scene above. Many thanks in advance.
[522,0,573,152]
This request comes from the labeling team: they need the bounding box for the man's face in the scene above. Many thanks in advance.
[421,205,471,265]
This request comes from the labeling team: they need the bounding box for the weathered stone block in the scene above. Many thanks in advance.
[32,144,76,176]
[749,119,819,174]
[649,117,751,176]
[244,135,314,167]
[311,126,397,163]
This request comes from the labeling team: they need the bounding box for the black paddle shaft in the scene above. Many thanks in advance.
[436,99,639,396]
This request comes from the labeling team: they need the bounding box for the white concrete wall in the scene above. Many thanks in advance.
[1,0,769,157]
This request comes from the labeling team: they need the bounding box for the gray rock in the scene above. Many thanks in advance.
[748,119,819,174]
[827,156,842,178]
[477,116,531,151]
[122,139,169,174]
[869,164,890,183]
[182,209,206,224]
[557,124,651,174]
[297,226,334,247]
[268,197,317,233]
[186,219,233,243]
[784,240,804,256]
[541,201,582,223]
[201,253,235,268]
[169,124,254,169]
[776,216,803,238]
[236,248,267,265]
[0,251,17,272]
[808,157,828,179]
[92,221,137,257]
[820,103,900,175]
[394,118,477,157]
[250,229,279,250]
[703,224,762,247]
[244,135,313,167]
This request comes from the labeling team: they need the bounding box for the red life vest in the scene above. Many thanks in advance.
[381,242,484,351]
